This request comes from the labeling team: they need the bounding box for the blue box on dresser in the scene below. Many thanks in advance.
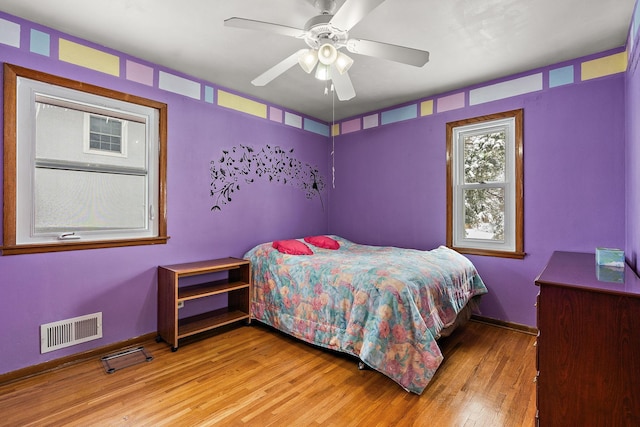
[596,265,624,283]
[595,247,624,267]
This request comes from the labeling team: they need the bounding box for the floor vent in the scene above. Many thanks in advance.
[40,312,103,353]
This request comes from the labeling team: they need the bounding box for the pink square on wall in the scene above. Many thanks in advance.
[126,60,154,86]
[269,107,283,123]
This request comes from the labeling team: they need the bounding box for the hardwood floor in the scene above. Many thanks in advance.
[0,320,537,426]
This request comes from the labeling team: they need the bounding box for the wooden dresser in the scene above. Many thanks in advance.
[535,251,640,426]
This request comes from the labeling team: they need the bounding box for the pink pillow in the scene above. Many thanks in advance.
[272,239,313,255]
[304,235,340,250]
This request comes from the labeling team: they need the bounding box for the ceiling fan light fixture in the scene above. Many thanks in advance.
[335,51,354,74]
[298,49,319,74]
[315,63,331,81]
[227,0,431,102]
[317,43,338,65]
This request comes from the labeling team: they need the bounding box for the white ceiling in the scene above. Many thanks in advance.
[0,0,635,121]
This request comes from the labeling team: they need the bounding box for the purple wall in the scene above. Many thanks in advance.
[0,18,329,375]
[329,75,626,327]
[0,8,634,376]
[626,8,640,274]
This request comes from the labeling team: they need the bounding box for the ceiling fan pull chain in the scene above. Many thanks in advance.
[332,83,336,189]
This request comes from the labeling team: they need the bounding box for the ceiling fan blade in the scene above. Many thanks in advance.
[224,17,305,38]
[252,49,308,86]
[346,38,429,67]
[330,65,356,101]
[330,0,387,31]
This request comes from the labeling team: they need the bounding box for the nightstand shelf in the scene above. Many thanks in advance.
[177,308,249,338]
[157,257,251,351]
[178,279,249,301]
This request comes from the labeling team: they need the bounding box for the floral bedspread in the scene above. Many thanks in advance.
[244,236,488,394]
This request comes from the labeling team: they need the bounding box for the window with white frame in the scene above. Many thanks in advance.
[87,115,125,155]
[2,64,168,255]
[446,109,524,259]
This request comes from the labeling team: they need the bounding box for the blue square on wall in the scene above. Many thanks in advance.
[549,66,574,88]
[30,29,50,57]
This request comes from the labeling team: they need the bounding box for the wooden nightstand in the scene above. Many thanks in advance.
[157,257,251,351]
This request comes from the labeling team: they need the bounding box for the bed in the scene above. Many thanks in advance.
[243,235,488,394]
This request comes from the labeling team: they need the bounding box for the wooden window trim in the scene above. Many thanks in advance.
[446,108,524,259]
[2,64,169,255]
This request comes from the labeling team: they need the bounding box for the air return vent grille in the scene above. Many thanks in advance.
[40,312,103,353]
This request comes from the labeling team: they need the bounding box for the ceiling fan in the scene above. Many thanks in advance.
[224,0,430,101]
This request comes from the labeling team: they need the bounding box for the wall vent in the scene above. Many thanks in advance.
[40,312,103,353]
